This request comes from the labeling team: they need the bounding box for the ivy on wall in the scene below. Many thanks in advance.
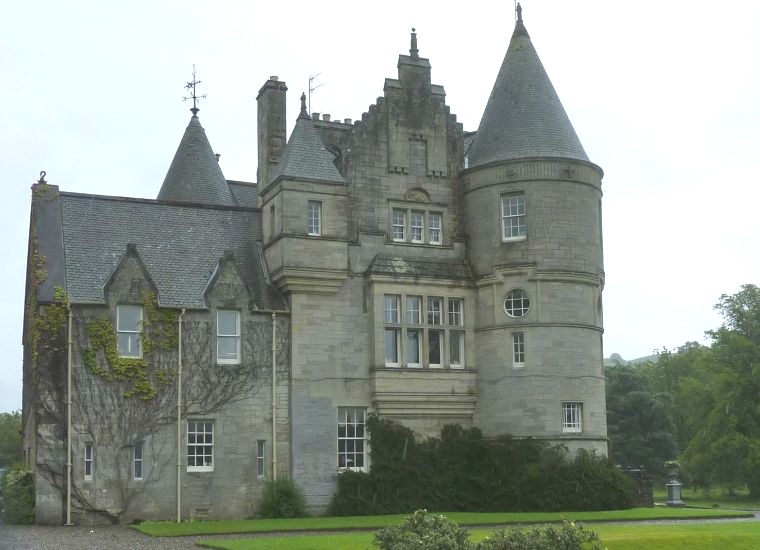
[83,291,179,400]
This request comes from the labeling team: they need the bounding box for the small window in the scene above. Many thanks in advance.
[84,442,94,480]
[392,209,406,241]
[410,211,424,243]
[337,407,366,470]
[501,193,527,240]
[117,305,142,358]
[187,420,214,472]
[448,298,464,326]
[256,440,266,479]
[133,442,143,480]
[307,200,321,236]
[449,330,465,369]
[504,289,531,318]
[512,331,525,367]
[217,310,241,364]
[384,328,400,367]
[269,204,275,240]
[562,402,583,433]
[429,212,442,245]
[406,295,421,325]
[427,297,443,325]
[384,295,401,323]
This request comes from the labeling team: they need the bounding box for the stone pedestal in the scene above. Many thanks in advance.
[666,480,685,507]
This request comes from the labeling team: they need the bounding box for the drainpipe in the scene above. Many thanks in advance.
[65,305,73,526]
[176,309,185,523]
[271,312,277,480]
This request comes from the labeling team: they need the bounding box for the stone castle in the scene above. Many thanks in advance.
[23,7,607,523]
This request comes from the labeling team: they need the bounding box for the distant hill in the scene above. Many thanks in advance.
[604,353,657,367]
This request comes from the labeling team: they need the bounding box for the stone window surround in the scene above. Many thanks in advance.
[383,294,465,369]
[501,192,527,241]
[187,420,214,472]
[337,407,366,471]
[504,289,531,318]
[388,202,445,246]
[561,402,583,433]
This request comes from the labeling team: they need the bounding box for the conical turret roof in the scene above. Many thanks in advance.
[270,94,346,185]
[467,13,588,168]
[158,115,237,206]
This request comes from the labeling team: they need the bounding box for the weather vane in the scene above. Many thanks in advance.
[183,64,206,115]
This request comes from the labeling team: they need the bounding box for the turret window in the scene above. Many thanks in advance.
[501,193,527,240]
[504,289,531,318]
[307,200,321,236]
[562,402,583,433]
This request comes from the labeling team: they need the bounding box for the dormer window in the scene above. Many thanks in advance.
[217,310,241,364]
[117,305,142,358]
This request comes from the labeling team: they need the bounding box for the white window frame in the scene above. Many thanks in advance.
[405,328,422,368]
[337,407,366,471]
[561,402,583,433]
[256,440,266,479]
[84,442,93,481]
[501,192,527,241]
[410,210,424,243]
[429,212,442,245]
[504,289,531,318]
[448,298,465,369]
[512,331,525,367]
[133,441,143,480]
[187,420,214,472]
[307,200,322,236]
[392,209,406,241]
[216,310,241,364]
[117,305,142,358]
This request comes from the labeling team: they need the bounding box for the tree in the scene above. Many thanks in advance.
[0,411,23,467]
[605,364,678,478]
[681,285,760,494]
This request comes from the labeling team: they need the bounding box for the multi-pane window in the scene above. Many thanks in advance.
[501,193,527,240]
[84,442,93,480]
[133,442,143,480]
[410,211,424,243]
[384,295,401,367]
[392,209,406,241]
[383,294,464,369]
[429,213,442,245]
[256,440,266,479]
[561,402,583,433]
[504,289,531,318]
[217,310,240,364]
[448,298,465,368]
[117,305,142,358]
[337,407,366,471]
[307,200,321,236]
[389,208,443,245]
[187,420,214,471]
[512,331,525,367]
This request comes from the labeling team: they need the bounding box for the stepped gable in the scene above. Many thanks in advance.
[467,8,589,168]
[269,94,346,185]
[158,115,238,206]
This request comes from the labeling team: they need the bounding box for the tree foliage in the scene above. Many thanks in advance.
[0,411,23,467]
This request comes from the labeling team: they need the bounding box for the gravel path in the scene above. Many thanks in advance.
[2,513,759,550]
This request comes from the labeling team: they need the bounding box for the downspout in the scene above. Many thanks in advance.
[65,305,73,526]
[176,308,185,523]
[271,312,277,480]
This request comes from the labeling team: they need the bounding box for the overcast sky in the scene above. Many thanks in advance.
[2,1,759,412]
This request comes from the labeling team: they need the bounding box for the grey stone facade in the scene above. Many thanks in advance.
[23,11,606,524]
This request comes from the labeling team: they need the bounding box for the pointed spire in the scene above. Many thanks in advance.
[299,92,309,119]
[467,11,588,168]
[410,28,419,59]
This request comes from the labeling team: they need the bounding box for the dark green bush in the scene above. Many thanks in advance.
[329,415,636,515]
[475,522,602,550]
[374,509,471,550]
[1,465,35,524]
[258,477,307,518]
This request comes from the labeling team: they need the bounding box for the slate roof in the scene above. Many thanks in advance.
[59,192,286,310]
[467,17,588,168]
[157,115,238,206]
[270,113,346,185]
[368,254,472,280]
[228,181,258,207]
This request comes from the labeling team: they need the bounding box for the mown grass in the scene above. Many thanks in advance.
[197,522,760,550]
[135,507,749,537]
[653,487,760,510]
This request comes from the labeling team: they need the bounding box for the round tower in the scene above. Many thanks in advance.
[466,8,606,454]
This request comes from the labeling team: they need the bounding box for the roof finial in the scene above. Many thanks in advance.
[299,92,308,119]
[516,2,523,23]
[37,170,47,184]
[183,64,206,116]
[410,28,419,59]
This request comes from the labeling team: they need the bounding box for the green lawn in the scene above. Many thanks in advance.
[197,522,760,550]
[653,487,760,510]
[135,507,749,537]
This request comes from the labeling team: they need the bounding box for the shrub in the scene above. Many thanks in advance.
[374,509,472,550]
[475,522,602,550]
[258,477,307,518]
[1,465,35,524]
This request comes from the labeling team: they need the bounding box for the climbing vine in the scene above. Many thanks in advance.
[82,291,179,400]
